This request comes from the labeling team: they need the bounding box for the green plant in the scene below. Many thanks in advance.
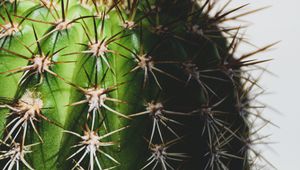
[0,0,275,169]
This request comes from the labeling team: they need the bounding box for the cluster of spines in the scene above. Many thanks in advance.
[0,0,276,170]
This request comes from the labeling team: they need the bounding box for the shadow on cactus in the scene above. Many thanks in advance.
[0,0,277,169]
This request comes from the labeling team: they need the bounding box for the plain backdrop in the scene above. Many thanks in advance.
[221,0,299,169]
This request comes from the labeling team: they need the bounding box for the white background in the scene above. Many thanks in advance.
[223,0,300,169]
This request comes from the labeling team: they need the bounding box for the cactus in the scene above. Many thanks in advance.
[0,0,275,169]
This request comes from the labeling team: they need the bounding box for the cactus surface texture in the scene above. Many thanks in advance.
[0,0,275,170]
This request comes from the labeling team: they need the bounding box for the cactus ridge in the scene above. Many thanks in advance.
[0,0,276,170]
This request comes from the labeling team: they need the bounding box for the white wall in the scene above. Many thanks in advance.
[223,0,300,169]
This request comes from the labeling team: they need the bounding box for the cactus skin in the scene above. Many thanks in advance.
[0,0,274,170]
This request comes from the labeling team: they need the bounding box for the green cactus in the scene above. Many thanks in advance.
[0,0,275,169]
